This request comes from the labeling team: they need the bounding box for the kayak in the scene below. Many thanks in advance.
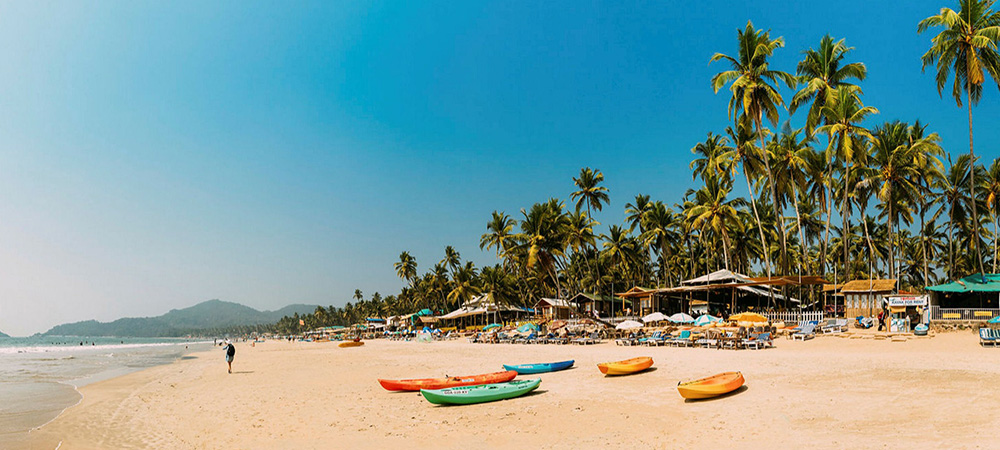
[502,360,574,374]
[677,371,745,399]
[421,379,541,405]
[339,341,364,348]
[378,370,517,391]
[597,356,653,375]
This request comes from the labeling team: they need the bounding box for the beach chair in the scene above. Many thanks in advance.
[669,330,693,347]
[791,323,816,341]
[514,332,537,344]
[980,328,997,347]
[638,331,663,346]
[695,331,718,348]
[822,318,847,334]
[743,332,771,350]
[572,332,599,345]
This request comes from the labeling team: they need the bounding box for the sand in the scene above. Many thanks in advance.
[25,332,1000,450]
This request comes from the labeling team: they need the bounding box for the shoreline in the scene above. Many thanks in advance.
[26,332,1000,449]
[0,341,213,450]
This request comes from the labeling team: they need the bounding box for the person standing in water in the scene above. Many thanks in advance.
[223,340,236,374]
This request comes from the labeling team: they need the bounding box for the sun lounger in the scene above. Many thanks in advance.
[980,328,997,347]
[791,323,816,341]
[743,332,772,350]
[573,332,601,345]
[821,319,847,334]
[638,331,663,346]
[669,330,693,347]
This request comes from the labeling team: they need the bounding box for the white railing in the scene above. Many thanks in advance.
[762,311,824,324]
[930,306,1000,321]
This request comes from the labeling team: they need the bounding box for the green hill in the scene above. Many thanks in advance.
[42,300,319,337]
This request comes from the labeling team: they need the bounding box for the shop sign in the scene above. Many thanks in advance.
[886,296,927,307]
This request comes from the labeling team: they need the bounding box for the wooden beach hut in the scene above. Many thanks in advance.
[533,298,573,320]
[840,279,897,319]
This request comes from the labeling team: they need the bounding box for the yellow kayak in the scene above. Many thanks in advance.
[677,371,744,399]
[597,356,653,375]
[339,341,364,348]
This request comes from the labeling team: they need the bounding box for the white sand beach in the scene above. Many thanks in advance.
[27,332,1000,450]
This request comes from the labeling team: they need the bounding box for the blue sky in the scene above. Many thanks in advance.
[1,1,998,335]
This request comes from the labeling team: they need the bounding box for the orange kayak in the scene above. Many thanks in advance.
[378,370,517,391]
[677,371,744,399]
[339,341,364,348]
[597,357,653,375]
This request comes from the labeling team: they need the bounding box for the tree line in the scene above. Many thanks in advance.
[274,1,1000,333]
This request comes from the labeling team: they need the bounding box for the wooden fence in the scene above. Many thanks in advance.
[929,306,1000,321]
[763,311,824,324]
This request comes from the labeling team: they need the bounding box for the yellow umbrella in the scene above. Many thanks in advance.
[728,312,767,323]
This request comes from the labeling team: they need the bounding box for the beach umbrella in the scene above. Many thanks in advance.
[729,312,767,323]
[668,313,696,324]
[641,312,669,323]
[615,320,644,330]
[989,316,1000,324]
[483,323,501,331]
[517,323,538,332]
[694,314,720,326]
[548,320,568,330]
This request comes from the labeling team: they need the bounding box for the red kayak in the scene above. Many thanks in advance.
[378,370,517,391]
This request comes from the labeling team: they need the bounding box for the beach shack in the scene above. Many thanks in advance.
[926,273,1000,321]
[840,279,897,320]
[616,287,662,316]
[533,298,573,320]
[884,295,928,332]
[567,293,630,318]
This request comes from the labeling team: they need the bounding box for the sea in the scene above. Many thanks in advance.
[0,335,212,448]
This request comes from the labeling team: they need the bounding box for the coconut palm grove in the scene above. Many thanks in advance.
[275,0,1000,332]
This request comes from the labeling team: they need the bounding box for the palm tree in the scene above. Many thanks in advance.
[769,123,813,273]
[571,167,610,293]
[624,194,652,233]
[869,121,924,278]
[639,201,681,286]
[722,117,772,274]
[690,133,733,182]
[818,87,878,277]
[353,289,363,303]
[447,262,482,307]
[517,199,570,298]
[985,158,1000,271]
[571,167,611,219]
[394,251,418,288]
[480,211,517,264]
[790,35,868,135]
[711,20,797,275]
[934,155,974,277]
[685,176,746,270]
[919,0,1000,277]
[906,121,946,286]
[441,246,461,276]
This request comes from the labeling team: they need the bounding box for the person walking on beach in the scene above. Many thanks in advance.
[223,340,236,374]
[877,309,885,332]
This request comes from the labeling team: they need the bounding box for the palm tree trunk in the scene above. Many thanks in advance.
[843,161,851,280]
[967,80,986,277]
[888,189,895,280]
[920,180,929,287]
[823,164,833,280]
[792,190,806,274]
[757,115,788,276]
[994,210,998,274]
[949,200,955,279]
[742,162,772,277]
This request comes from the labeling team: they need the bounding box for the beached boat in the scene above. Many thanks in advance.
[420,379,541,405]
[378,370,517,391]
[597,356,653,375]
[338,341,364,348]
[677,371,744,399]
[502,360,574,374]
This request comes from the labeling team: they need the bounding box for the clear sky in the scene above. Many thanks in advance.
[1,1,998,336]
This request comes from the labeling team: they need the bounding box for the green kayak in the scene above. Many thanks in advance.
[420,379,541,405]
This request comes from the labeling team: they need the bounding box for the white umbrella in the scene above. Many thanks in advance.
[615,320,644,330]
[641,312,669,323]
[669,313,696,324]
[694,314,720,326]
